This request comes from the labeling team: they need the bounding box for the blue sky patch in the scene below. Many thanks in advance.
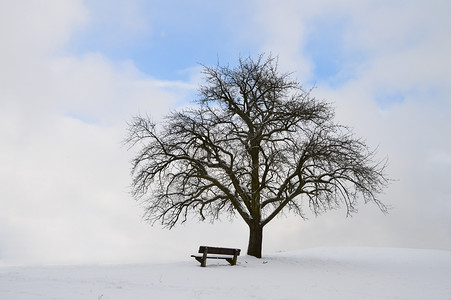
[66,1,258,81]
[304,16,362,87]
[374,90,405,109]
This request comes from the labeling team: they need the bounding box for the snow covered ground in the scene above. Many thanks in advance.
[1,247,450,299]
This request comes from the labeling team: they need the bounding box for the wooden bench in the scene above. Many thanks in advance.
[191,246,241,267]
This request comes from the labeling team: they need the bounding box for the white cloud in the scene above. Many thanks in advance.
[0,0,87,57]
[252,0,451,251]
[0,0,193,264]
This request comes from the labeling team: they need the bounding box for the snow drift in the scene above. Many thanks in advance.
[1,247,450,299]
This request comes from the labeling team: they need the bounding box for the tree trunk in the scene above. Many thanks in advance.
[247,222,263,258]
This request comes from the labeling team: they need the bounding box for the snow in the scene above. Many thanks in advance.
[1,247,450,299]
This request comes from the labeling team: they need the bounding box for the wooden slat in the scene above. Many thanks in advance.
[198,246,241,256]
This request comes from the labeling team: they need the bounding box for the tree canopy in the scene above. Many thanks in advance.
[126,54,389,258]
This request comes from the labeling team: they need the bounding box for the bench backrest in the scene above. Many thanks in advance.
[198,246,241,256]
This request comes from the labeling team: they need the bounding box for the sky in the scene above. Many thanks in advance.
[0,0,450,265]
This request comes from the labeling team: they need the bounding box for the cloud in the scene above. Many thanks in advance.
[253,0,451,252]
[0,0,87,58]
[0,0,194,264]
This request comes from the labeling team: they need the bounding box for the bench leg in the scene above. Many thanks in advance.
[232,254,238,265]
[201,248,208,267]
[194,257,203,264]
[194,256,207,267]
[225,254,238,266]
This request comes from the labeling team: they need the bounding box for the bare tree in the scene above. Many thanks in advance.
[126,54,389,258]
